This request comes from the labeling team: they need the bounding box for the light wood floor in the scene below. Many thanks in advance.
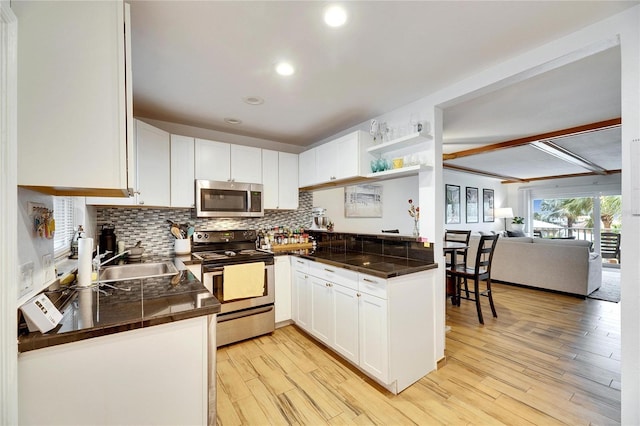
[216,283,621,425]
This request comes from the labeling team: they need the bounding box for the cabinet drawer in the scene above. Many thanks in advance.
[309,262,358,290]
[291,257,310,274]
[358,273,388,299]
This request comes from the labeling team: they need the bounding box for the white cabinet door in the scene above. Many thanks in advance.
[263,150,299,210]
[195,139,230,181]
[335,133,360,179]
[15,1,132,196]
[231,145,262,183]
[298,148,317,188]
[262,149,279,209]
[292,270,311,331]
[332,284,359,364]
[136,120,170,206]
[194,140,261,183]
[274,256,292,323]
[170,135,195,208]
[359,293,389,382]
[316,142,339,182]
[310,276,332,345]
[278,152,299,209]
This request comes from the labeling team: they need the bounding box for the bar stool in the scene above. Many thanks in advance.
[446,234,499,324]
[444,230,471,300]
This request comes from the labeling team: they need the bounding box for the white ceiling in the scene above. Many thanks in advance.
[129,1,635,181]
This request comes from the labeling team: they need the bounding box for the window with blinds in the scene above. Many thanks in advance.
[53,196,75,258]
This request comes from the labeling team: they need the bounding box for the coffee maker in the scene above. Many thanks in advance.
[310,207,328,230]
[99,224,117,260]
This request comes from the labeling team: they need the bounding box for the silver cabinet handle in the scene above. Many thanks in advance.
[362,278,378,284]
[324,268,335,273]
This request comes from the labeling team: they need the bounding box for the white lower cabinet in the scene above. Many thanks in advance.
[19,316,213,425]
[292,257,436,394]
[358,292,389,382]
[331,283,359,365]
[310,275,333,345]
[292,268,311,330]
[274,255,292,323]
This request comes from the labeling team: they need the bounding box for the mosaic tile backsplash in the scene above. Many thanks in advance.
[95,191,313,256]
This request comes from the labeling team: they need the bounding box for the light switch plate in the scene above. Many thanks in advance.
[19,261,34,298]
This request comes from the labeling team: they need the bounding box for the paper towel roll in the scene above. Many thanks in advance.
[77,237,94,287]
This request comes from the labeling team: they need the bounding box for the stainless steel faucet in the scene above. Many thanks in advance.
[92,247,132,293]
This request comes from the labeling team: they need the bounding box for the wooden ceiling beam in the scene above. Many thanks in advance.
[500,169,621,184]
[444,163,621,184]
[443,163,528,182]
[443,117,621,161]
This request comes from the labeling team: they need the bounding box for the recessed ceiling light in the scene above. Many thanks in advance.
[224,117,242,125]
[243,96,264,105]
[275,62,295,76]
[324,5,347,27]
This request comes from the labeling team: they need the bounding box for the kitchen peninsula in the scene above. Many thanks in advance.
[17,258,220,425]
[286,231,438,394]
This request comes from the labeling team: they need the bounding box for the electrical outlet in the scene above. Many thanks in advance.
[19,261,34,297]
[43,254,54,282]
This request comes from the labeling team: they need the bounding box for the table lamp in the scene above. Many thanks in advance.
[495,207,514,232]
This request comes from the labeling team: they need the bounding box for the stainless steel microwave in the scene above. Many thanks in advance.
[195,180,264,218]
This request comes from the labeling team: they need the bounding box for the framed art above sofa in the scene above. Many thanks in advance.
[445,184,461,224]
[466,187,479,223]
[483,189,494,222]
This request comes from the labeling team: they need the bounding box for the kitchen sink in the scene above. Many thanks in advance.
[99,261,179,282]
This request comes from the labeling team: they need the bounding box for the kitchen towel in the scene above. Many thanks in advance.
[223,262,265,301]
[77,237,94,287]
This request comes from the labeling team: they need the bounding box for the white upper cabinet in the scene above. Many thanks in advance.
[170,135,195,208]
[14,1,133,196]
[87,120,170,207]
[262,150,299,210]
[300,130,373,188]
[231,145,262,183]
[278,152,299,209]
[195,139,262,183]
[298,148,317,188]
[135,121,170,206]
[194,139,230,181]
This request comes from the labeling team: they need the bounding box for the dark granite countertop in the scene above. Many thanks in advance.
[18,256,219,353]
[278,248,438,279]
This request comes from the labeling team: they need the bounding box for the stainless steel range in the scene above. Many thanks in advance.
[192,230,275,347]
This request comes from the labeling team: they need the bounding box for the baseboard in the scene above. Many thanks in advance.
[275,319,294,329]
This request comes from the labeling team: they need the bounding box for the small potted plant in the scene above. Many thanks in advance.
[511,216,525,232]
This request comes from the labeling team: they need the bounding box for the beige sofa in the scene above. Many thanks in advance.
[466,236,601,297]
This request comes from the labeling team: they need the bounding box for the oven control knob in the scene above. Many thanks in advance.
[196,234,203,239]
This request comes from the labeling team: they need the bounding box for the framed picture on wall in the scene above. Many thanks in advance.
[466,187,479,223]
[344,184,383,217]
[445,184,461,224]
[483,188,494,222]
